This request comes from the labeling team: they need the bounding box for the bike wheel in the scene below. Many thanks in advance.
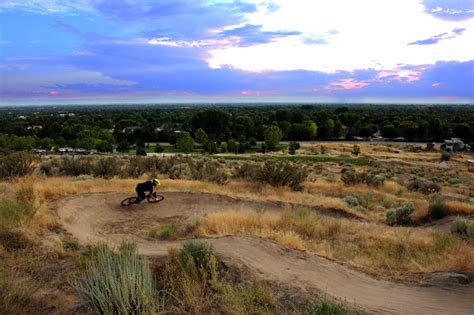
[147,193,164,203]
[121,196,138,206]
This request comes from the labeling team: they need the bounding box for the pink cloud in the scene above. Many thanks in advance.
[325,78,369,91]
[240,90,261,96]
[376,68,422,83]
[432,82,440,87]
[49,90,59,95]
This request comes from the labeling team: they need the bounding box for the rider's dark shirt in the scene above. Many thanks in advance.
[136,181,153,193]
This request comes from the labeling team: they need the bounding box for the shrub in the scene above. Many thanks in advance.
[163,242,219,313]
[288,141,300,155]
[159,224,174,240]
[0,228,32,251]
[155,144,164,153]
[305,300,350,315]
[452,218,474,239]
[407,178,441,194]
[73,242,158,315]
[39,159,60,176]
[440,151,451,161]
[62,235,80,251]
[343,196,359,207]
[169,163,192,180]
[94,157,121,178]
[341,169,385,187]
[245,160,308,191]
[191,159,228,184]
[0,152,35,179]
[179,241,216,270]
[428,199,449,219]
[386,203,415,226]
[60,157,94,176]
[352,144,361,156]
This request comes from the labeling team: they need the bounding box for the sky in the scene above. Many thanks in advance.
[0,0,473,105]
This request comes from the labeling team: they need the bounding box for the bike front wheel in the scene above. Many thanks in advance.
[121,196,139,206]
[147,193,164,203]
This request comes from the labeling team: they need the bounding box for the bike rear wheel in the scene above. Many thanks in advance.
[121,196,138,206]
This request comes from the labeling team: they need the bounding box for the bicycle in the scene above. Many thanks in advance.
[121,191,165,207]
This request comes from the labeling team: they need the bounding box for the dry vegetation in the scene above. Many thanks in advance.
[1,142,473,313]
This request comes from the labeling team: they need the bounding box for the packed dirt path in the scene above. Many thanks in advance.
[56,192,474,314]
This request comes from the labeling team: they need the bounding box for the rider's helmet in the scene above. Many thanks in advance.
[153,178,160,186]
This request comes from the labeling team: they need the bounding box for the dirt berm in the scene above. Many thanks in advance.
[56,192,474,314]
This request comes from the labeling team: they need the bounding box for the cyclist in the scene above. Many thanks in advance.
[135,178,160,203]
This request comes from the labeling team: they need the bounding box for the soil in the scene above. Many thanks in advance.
[56,192,474,314]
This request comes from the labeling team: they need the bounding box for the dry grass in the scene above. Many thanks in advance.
[196,209,474,277]
[446,200,474,215]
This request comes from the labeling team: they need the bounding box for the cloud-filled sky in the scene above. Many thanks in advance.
[0,0,473,104]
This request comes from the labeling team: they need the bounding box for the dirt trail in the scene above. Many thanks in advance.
[56,192,474,314]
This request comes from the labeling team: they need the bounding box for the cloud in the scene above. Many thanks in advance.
[408,28,465,45]
[208,0,474,74]
[423,0,474,21]
[218,24,300,46]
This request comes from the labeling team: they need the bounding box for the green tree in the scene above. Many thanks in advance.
[195,128,208,144]
[117,139,130,153]
[176,132,194,153]
[288,141,300,155]
[264,125,282,151]
[227,138,238,153]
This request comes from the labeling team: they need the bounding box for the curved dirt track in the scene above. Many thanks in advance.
[56,192,474,315]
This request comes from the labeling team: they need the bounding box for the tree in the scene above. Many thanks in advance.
[264,125,282,151]
[287,123,312,140]
[176,132,194,153]
[227,138,238,154]
[288,141,300,155]
[117,139,130,153]
[203,140,218,154]
[195,128,208,144]
[190,109,230,140]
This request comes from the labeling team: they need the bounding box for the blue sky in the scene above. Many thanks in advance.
[0,0,473,105]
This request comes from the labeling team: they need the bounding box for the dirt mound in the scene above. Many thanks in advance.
[56,192,474,314]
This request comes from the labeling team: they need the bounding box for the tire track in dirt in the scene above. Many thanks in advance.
[56,192,474,315]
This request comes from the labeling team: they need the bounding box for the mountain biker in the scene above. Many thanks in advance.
[135,178,160,203]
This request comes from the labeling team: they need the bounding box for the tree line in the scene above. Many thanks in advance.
[0,105,472,153]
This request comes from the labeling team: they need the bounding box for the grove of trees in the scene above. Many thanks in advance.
[0,104,472,153]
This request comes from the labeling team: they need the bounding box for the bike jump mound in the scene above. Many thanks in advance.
[56,192,474,314]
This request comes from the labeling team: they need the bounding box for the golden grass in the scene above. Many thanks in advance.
[197,210,474,277]
[446,200,474,215]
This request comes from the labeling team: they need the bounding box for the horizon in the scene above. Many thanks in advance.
[1,0,474,104]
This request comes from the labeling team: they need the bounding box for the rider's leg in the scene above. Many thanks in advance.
[136,188,146,203]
